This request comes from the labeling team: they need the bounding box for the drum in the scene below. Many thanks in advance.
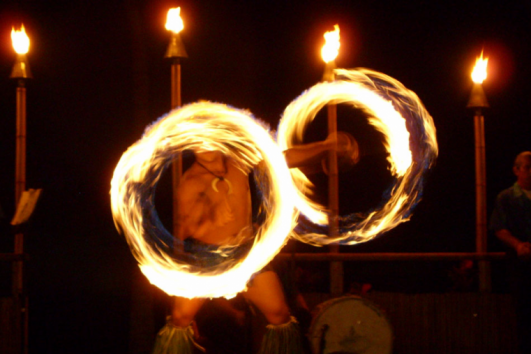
[309,296,393,354]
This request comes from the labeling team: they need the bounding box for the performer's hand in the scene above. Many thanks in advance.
[516,241,531,259]
[325,131,352,153]
[325,131,360,166]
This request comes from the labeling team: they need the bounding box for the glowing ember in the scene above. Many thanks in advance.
[471,51,488,84]
[111,102,297,298]
[321,25,340,63]
[165,7,184,34]
[277,68,438,245]
[11,25,30,55]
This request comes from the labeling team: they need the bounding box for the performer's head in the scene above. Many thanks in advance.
[514,151,531,189]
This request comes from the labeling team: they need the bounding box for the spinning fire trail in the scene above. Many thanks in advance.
[278,68,438,246]
[111,69,437,299]
[111,103,298,298]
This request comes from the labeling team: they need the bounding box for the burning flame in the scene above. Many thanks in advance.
[321,25,340,63]
[111,102,297,298]
[471,51,488,84]
[277,68,438,245]
[111,72,438,297]
[11,25,30,55]
[165,7,184,34]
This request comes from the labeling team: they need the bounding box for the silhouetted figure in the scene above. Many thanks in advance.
[490,151,531,353]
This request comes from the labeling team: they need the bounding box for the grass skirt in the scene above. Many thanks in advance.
[152,318,205,354]
[257,316,304,354]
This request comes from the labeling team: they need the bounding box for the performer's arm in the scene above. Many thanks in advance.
[283,132,353,168]
[491,193,531,259]
[495,229,531,258]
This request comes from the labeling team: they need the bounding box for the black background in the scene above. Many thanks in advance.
[0,1,530,353]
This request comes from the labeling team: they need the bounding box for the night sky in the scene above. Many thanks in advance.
[0,1,530,353]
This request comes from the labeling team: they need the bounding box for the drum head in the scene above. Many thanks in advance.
[309,296,392,354]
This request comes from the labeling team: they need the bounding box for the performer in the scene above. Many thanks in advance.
[152,132,356,354]
[490,151,531,353]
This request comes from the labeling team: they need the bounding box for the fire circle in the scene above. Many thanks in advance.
[277,68,438,246]
[111,102,297,298]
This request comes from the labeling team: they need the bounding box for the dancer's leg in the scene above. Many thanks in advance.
[243,270,304,354]
[171,297,207,327]
[243,270,290,325]
[152,297,207,354]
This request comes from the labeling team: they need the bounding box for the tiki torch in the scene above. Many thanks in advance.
[321,25,343,295]
[11,25,32,207]
[164,8,188,238]
[467,52,490,292]
[10,24,32,354]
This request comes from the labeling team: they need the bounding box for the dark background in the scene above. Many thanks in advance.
[0,1,530,353]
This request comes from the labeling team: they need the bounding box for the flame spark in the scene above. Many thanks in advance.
[321,25,340,63]
[165,7,184,34]
[11,25,30,54]
[111,102,297,298]
[277,68,438,245]
[471,51,488,84]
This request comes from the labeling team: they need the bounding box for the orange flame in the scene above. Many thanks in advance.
[471,51,488,84]
[165,7,184,34]
[111,102,297,298]
[321,25,340,63]
[11,25,30,55]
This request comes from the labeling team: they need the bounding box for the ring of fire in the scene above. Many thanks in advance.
[110,102,297,298]
[277,68,438,246]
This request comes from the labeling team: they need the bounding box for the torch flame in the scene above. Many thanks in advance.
[165,7,184,34]
[321,25,340,63]
[11,25,30,55]
[471,51,488,84]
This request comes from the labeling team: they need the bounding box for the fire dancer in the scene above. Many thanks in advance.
[490,151,531,353]
[152,132,356,354]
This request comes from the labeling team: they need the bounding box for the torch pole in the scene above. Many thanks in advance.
[324,62,343,296]
[11,49,32,354]
[467,82,490,292]
[15,80,27,209]
[14,79,28,354]
[474,109,490,292]
[164,31,187,241]
[170,58,182,238]
[14,79,27,299]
